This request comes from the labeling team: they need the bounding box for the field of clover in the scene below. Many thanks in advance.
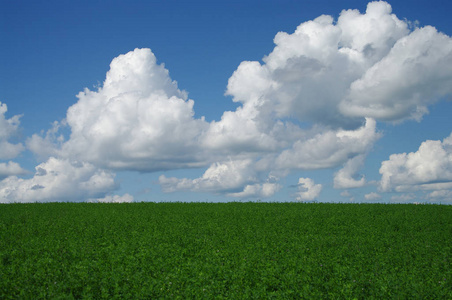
[0,202,451,299]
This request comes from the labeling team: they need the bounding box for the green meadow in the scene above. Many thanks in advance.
[0,203,451,299]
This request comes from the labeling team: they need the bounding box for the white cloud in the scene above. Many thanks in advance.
[0,161,27,180]
[295,177,322,201]
[92,193,134,203]
[27,121,65,161]
[0,157,117,203]
[159,159,257,194]
[275,118,380,170]
[226,1,452,127]
[0,102,27,179]
[159,158,282,198]
[227,183,281,198]
[57,48,209,171]
[364,192,381,200]
[341,26,452,122]
[201,109,281,154]
[337,1,409,63]
[380,132,452,192]
[159,119,379,197]
[334,154,366,189]
[226,14,357,128]
[0,102,24,160]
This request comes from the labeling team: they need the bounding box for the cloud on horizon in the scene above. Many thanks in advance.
[295,178,322,201]
[1,1,452,203]
[380,133,452,193]
[0,157,118,203]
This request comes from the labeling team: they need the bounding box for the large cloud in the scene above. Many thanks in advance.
[227,1,452,127]
[0,157,119,203]
[380,133,452,192]
[29,47,382,198]
[341,26,452,121]
[38,48,209,171]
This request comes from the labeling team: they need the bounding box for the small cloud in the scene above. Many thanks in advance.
[227,183,281,198]
[340,190,351,197]
[364,192,381,200]
[159,159,257,194]
[92,194,134,203]
[295,177,322,201]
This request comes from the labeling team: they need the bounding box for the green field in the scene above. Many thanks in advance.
[0,203,451,299]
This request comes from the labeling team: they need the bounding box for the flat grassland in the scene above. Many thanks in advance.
[0,203,451,299]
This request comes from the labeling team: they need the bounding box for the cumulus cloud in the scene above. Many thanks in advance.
[27,121,66,161]
[159,159,257,194]
[334,154,366,189]
[294,177,322,201]
[341,26,452,122]
[0,102,24,160]
[337,1,409,61]
[0,162,27,180]
[92,193,134,203]
[0,157,117,203]
[159,158,282,198]
[160,118,379,197]
[227,183,282,198]
[364,192,381,200]
[380,133,452,192]
[275,118,380,171]
[0,102,27,179]
[59,48,209,171]
[226,1,452,128]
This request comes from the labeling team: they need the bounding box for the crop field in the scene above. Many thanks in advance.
[0,203,451,299]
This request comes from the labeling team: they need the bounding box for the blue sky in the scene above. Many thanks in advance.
[1,0,452,203]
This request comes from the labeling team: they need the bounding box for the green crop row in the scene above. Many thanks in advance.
[0,202,451,299]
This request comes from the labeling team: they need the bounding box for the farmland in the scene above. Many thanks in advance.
[0,202,451,299]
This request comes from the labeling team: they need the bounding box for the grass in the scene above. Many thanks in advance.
[0,202,451,299]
